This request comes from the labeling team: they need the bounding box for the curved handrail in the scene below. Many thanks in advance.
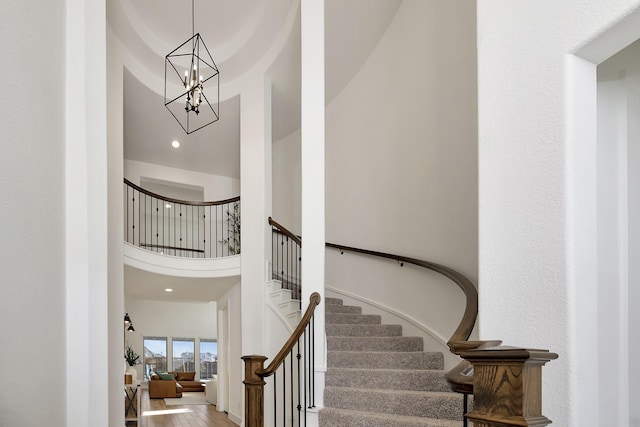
[268,217,301,246]
[123,178,240,258]
[257,292,321,378]
[124,178,240,206]
[325,242,478,351]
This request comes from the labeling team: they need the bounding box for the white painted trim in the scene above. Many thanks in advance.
[325,286,449,347]
[266,298,295,333]
[228,411,242,426]
[123,242,241,277]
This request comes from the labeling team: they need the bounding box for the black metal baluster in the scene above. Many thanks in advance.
[191,204,195,258]
[155,198,159,252]
[298,246,301,303]
[290,348,294,426]
[126,184,129,243]
[273,372,277,426]
[304,328,308,411]
[463,394,468,427]
[132,188,137,245]
[282,357,286,427]
[310,313,315,408]
[144,193,147,248]
[162,198,165,253]
[297,340,302,427]
[215,205,219,257]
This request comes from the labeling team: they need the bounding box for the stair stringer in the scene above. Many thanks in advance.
[266,279,301,331]
[325,286,460,371]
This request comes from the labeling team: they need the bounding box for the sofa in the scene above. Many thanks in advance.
[148,371,204,399]
[170,371,204,392]
[148,373,183,399]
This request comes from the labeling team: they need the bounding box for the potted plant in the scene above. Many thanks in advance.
[124,345,141,382]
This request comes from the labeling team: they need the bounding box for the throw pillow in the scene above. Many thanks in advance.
[177,371,195,381]
[158,372,175,381]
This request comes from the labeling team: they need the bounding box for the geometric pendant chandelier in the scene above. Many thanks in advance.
[164,0,219,134]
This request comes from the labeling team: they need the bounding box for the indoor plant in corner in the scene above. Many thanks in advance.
[125,344,141,383]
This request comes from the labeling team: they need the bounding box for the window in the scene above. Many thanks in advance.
[143,337,167,379]
[172,338,195,372]
[200,339,218,379]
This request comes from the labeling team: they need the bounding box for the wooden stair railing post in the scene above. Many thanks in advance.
[242,355,268,427]
[460,346,558,427]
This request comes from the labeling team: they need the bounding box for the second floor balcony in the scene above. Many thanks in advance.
[124,178,240,260]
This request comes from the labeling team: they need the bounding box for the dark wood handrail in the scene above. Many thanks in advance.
[268,217,301,247]
[325,242,478,351]
[256,292,321,378]
[124,178,240,206]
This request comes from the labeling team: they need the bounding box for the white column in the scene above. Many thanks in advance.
[240,75,272,357]
[107,26,126,427]
[301,0,326,409]
[66,0,109,426]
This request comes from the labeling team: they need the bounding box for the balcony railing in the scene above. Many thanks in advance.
[124,178,240,258]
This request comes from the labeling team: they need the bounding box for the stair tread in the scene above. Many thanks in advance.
[326,313,382,324]
[320,407,463,427]
[328,366,445,374]
[326,305,362,314]
[326,367,452,392]
[326,323,403,337]
[324,386,463,419]
[325,386,458,398]
[327,336,424,352]
[327,350,443,370]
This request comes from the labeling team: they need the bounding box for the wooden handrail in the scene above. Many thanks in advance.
[325,242,478,351]
[243,292,321,426]
[257,292,321,378]
[268,217,302,247]
[124,178,240,206]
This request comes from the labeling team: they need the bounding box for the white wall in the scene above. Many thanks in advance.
[273,129,302,234]
[325,0,478,355]
[0,1,66,426]
[477,2,640,426]
[125,159,240,200]
[124,297,217,379]
[217,283,243,424]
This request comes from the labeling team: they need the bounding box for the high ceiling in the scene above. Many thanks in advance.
[109,0,402,178]
[108,0,402,301]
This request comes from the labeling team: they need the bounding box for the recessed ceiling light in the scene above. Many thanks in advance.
[165,288,173,292]
[171,140,180,148]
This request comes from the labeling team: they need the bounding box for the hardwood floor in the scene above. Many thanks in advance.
[132,389,237,427]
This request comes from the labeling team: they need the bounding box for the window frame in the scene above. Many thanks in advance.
[142,336,168,379]
[172,337,196,373]
[199,338,218,379]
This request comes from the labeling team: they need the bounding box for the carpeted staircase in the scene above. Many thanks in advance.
[319,297,465,427]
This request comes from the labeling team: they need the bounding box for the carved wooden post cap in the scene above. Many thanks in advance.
[459,346,558,427]
[242,355,268,427]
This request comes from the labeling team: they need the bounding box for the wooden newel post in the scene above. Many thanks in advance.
[242,355,268,427]
[460,346,558,427]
